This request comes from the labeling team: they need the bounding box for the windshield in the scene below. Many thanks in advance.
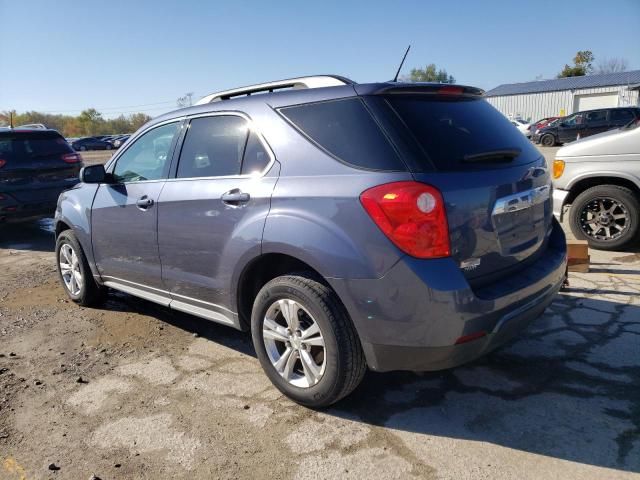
[0,131,71,160]
[384,95,541,171]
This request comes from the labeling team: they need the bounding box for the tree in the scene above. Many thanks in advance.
[557,50,594,78]
[596,57,629,74]
[78,108,105,136]
[1,109,154,137]
[129,113,152,131]
[405,64,456,84]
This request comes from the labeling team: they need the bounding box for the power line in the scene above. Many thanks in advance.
[37,94,199,114]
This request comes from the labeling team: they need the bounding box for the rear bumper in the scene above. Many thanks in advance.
[0,201,57,223]
[328,219,567,372]
[359,277,559,371]
[552,188,569,221]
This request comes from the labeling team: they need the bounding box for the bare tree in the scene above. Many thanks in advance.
[176,92,194,108]
[596,57,629,75]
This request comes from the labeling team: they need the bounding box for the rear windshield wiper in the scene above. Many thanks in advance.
[462,148,521,163]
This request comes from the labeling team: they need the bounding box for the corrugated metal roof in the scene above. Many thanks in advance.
[484,70,640,97]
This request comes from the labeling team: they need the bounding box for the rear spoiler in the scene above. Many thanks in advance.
[355,83,484,97]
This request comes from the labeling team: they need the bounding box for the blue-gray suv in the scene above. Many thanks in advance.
[54,75,567,407]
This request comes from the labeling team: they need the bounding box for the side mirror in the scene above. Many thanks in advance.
[80,164,109,184]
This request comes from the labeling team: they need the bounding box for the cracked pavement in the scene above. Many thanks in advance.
[0,217,639,479]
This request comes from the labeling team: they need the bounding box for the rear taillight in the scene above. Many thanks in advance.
[360,181,450,258]
[0,159,6,169]
[62,153,81,164]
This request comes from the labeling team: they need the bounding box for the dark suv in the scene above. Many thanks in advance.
[54,76,567,407]
[0,129,83,223]
[534,107,640,146]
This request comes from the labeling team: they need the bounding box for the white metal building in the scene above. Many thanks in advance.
[484,70,640,121]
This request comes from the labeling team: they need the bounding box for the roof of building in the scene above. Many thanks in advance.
[484,70,640,97]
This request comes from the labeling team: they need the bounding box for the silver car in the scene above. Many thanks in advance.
[552,118,640,250]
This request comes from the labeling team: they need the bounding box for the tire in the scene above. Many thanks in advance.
[106,144,112,150]
[540,133,555,147]
[80,146,87,151]
[56,230,107,306]
[569,185,640,251]
[251,274,366,408]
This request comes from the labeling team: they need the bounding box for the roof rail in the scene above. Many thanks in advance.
[195,75,355,105]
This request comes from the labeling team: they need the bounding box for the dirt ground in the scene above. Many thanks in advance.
[1,147,639,479]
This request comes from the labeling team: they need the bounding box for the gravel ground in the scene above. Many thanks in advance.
[1,146,639,479]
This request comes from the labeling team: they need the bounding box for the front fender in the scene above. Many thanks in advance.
[565,169,640,191]
[54,184,100,278]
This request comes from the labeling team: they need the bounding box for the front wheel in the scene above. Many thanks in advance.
[251,274,366,408]
[56,230,107,306]
[569,185,639,250]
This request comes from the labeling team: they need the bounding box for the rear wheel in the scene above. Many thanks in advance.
[80,145,87,151]
[251,274,366,408]
[569,185,639,250]
[56,230,107,306]
[540,133,555,147]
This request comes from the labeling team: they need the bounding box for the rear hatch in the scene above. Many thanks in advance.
[0,130,82,202]
[369,90,553,284]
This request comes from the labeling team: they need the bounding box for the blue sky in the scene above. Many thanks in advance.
[2,0,639,118]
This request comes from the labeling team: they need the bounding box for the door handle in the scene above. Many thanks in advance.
[136,196,154,209]
[221,189,250,206]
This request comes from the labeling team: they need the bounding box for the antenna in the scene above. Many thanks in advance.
[392,45,411,82]
[9,111,14,129]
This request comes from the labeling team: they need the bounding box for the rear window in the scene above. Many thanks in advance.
[385,96,541,171]
[0,131,71,161]
[279,98,405,171]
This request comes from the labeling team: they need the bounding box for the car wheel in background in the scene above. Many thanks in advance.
[56,230,107,306]
[569,185,639,251]
[251,274,366,408]
[540,134,555,147]
[80,145,87,151]
[105,144,112,150]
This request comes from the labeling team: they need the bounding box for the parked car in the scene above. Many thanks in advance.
[534,107,640,146]
[552,117,640,250]
[510,118,531,137]
[71,137,114,151]
[528,116,560,135]
[112,135,130,148]
[54,75,567,407]
[0,128,83,223]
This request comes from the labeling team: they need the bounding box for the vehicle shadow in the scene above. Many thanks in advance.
[0,218,56,253]
[108,289,639,474]
[333,293,640,474]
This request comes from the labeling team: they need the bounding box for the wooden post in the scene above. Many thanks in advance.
[567,240,590,273]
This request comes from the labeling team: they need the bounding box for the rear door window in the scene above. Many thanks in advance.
[384,96,541,171]
[278,98,405,171]
[177,115,249,178]
[585,110,607,124]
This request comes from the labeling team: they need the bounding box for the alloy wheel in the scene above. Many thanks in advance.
[262,299,326,388]
[59,243,83,295]
[579,197,629,241]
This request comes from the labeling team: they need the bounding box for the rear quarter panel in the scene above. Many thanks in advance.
[262,172,412,279]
